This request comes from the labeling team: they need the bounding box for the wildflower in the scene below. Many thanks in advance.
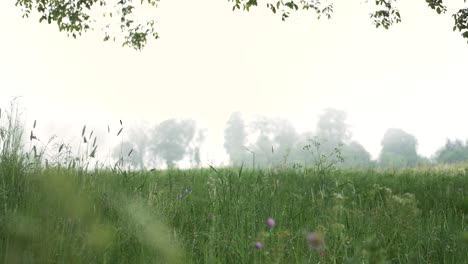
[178,194,183,200]
[185,186,191,194]
[266,218,276,228]
[255,241,264,250]
[306,232,325,249]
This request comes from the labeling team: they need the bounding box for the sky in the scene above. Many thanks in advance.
[1,0,468,166]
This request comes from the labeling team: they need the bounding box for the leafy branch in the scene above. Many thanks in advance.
[11,0,468,50]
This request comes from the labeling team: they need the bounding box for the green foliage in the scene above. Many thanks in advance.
[232,0,333,21]
[11,0,468,50]
[14,0,160,50]
[340,141,372,168]
[19,0,94,37]
[426,0,447,14]
[434,139,468,164]
[453,8,468,43]
[0,101,28,217]
[370,0,401,29]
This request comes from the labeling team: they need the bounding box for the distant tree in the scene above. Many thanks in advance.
[224,112,248,166]
[316,108,351,152]
[290,131,315,166]
[11,0,468,50]
[340,141,372,168]
[252,132,274,168]
[379,128,419,168]
[270,118,298,158]
[302,135,344,175]
[434,139,468,164]
[149,119,196,168]
[248,116,298,167]
[418,156,432,167]
[112,122,149,169]
[128,122,150,169]
[112,141,143,169]
[190,129,206,167]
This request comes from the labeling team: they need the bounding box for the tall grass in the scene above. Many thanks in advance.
[0,101,28,219]
[0,105,467,263]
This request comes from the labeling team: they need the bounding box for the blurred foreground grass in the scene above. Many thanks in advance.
[1,164,467,263]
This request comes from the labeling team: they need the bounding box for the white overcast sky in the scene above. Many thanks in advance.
[1,0,468,165]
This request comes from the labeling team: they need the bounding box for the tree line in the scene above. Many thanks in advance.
[113,109,468,170]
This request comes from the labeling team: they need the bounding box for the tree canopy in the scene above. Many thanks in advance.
[149,119,196,168]
[11,0,468,50]
[224,112,248,166]
[316,108,350,149]
[379,128,420,168]
[340,141,372,168]
[434,139,468,164]
[248,116,298,167]
[111,119,201,169]
[222,110,376,169]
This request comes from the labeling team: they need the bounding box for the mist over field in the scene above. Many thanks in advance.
[1,0,468,263]
[2,0,468,169]
[2,100,468,171]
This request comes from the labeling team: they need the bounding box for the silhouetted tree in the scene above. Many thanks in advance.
[149,119,196,168]
[224,112,248,166]
[112,141,144,169]
[379,128,419,168]
[340,141,372,168]
[434,139,468,164]
[316,108,351,152]
[190,129,206,167]
[248,116,298,167]
[112,122,149,169]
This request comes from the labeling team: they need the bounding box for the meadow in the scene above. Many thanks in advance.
[1,109,467,263]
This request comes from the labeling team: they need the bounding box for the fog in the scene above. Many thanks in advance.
[1,0,468,169]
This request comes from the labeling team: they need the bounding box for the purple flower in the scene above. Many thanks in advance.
[254,241,264,250]
[178,194,184,200]
[306,232,325,249]
[266,218,276,228]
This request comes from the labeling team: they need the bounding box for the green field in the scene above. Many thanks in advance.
[1,109,467,264]
[1,157,468,263]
